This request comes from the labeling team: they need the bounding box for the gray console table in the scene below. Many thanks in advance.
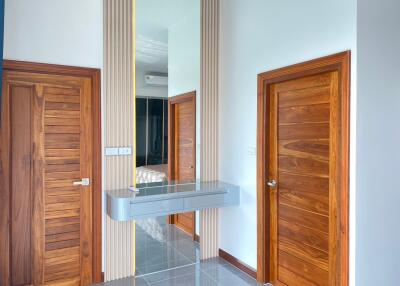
[106,180,240,221]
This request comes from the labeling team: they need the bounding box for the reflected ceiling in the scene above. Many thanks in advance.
[136,0,198,73]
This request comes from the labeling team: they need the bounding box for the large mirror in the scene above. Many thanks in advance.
[135,0,201,276]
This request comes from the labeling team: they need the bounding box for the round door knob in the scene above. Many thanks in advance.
[267,179,277,189]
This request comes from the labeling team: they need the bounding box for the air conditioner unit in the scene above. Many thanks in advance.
[145,74,168,87]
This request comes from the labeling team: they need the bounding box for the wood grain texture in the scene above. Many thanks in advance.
[278,85,331,108]
[46,231,80,244]
[279,155,329,178]
[79,78,93,285]
[168,91,197,239]
[42,78,91,285]
[279,250,328,286]
[279,139,329,159]
[279,103,330,124]
[0,75,11,286]
[256,51,350,285]
[275,71,332,285]
[278,235,329,271]
[1,60,102,285]
[46,223,80,236]
[32,85,46,285]
[3,63,101,284]
[278,122,330,140]
[279,219,329,253]
[45,247,79,259]
[278,265,319,286]
[10,84,33,286]
[279,203,329,233]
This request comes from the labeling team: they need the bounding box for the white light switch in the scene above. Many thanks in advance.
[119,147,132,156]
[105,147,119,156]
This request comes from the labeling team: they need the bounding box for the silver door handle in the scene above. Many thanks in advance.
[267,179,277,189]
[73,178,90,186]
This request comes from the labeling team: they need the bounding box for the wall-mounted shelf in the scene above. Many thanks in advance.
[106,180,240,221]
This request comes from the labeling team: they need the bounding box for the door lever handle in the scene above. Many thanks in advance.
[73,178,90,186]
[267,179,277,189]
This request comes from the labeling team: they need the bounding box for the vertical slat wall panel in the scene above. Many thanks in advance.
[104,0,135,281]
[200,0,220,260]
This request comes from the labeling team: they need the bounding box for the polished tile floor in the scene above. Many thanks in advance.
[135,217,199,276]
[96,258,262,286]
[95,217,263,285]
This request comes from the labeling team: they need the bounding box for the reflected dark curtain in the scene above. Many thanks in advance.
[0,0,4,118]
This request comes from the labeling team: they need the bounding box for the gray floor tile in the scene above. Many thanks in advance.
[202,263,262,286]
[136,239,164,252]
[136,219,199,275]
[136,255,193,275]
[163,227,193,242]
[197,258,229,271]
[167,237,200,262]
[93,276,149,286]
[94,258,261,286]
[149,271,218,286]
[136,244,181,266]
[141,264,198,284]
[93,219,261,286]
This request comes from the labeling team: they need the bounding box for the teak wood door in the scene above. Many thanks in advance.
[1,62,101,286]
[257,52,350,286]
[168,91,196,237]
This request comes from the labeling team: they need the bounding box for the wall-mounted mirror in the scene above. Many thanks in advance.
[135,0,201,276]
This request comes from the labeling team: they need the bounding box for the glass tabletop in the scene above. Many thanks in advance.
[106,180,234,200]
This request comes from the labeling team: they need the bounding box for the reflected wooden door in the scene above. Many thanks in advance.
[257,53,350,286]
[168,91,196,238]
[1,70,94,286]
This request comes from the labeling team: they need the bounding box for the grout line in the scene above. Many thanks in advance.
[135,224,208,284]
[138,262,199,281]
[166,236,200,264]
[200,267,221,285]
[137,253,194,277]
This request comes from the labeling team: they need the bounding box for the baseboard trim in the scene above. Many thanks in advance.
[219,249,257,279]
[194,234,200,243]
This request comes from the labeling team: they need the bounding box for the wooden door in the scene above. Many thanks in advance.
[1,68,96,286]
[168,91,196,237]
[257,53,350,285]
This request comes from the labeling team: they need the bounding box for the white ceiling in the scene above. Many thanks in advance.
[136,0,198,73]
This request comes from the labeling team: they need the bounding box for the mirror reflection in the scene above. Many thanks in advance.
[135,0,201,276]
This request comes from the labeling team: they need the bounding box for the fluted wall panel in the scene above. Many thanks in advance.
[104,0,135,281]
[200,0,220,260]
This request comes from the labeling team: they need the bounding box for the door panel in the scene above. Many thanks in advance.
[175,100,195,181]
[42,80,93,285]
[168,92,196,237]
[10,84,34,286]
[2,71,93,286]
[174,212,195,235]
[268,71,339,286]
[174,99,195,235]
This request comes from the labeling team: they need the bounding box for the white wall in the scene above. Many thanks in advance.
[219,0,357,273]
[4,0,103,68]
[168,1,200,99]
[356,0,400,285]
[136,69,168,98]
